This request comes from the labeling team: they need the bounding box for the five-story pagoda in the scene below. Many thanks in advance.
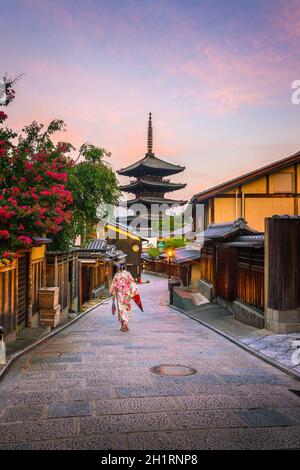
[117,113,186,235]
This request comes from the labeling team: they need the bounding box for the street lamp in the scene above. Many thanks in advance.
[166,247,175,280]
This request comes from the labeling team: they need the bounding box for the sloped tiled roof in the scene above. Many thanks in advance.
[199,218,258,241]
[120,196,187,206]
[119,179,186,193]
[160,248,201,264]
[141,252,154,261]
[84,239,107,251]
[225,234,264,248]
[106,245,116,256]
[118,153,185,176]
[271,214,300,220]
[80,239,127,261]
[34,237,52,245]
[115,252,127,260]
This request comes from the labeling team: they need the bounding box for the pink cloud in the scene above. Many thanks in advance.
[2,0,299,200]
[271,0,300,40]
[18,0,300,116]
[165,34,297,114]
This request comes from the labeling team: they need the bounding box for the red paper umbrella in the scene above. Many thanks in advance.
[133,293,144,312]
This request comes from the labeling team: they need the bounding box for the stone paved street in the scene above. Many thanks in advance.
[0,274,300,450]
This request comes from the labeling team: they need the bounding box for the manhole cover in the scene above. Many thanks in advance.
[150,364,197,376]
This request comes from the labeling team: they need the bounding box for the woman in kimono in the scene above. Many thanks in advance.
[110,263,138,332]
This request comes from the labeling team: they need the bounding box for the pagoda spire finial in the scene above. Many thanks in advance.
[147,112,153,154]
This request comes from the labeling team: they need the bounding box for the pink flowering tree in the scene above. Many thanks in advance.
[0,92,74,265]
[0,80,120,263]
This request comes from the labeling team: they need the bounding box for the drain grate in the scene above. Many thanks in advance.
[150,364,197,377]
[289,389,300,398]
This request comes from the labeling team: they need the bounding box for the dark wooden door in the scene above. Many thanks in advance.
[81,266,91,304]
[181,265,191,287]
[0,268,16,335]
[216,247,237,301]
[17,254,29,330]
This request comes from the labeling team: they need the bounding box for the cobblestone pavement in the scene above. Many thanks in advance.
[0,274,300,450]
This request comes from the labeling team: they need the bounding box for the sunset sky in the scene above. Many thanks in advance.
[2,0,300,200]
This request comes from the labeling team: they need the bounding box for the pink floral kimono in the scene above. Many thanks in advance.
[110,269,138,331]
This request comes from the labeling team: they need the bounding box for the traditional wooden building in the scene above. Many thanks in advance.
[265,215,300,333]
[0,239,51,340]
[142,247,200,286]
[193,215,300,332]
[195,219,265,328]
[104,222,143,280]
[78,239,125,310]
[191,151,300,232]
[45,249,79,321]
[118,113,187,234]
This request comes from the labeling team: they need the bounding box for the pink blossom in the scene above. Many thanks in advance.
[0,230,10,239]
[17,235,33,246]
[40,190,52,197]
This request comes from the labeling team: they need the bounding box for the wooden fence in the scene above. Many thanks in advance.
[0,247,46,336]
[267,216,300,311]
[216,246,237,302]
[0,262,16,336]
[142,257,189,284]
[30,255,45,320]
[197,243,264,312]
[237,248,264,311]
[199,245,215,284]
[79,258,113,310]
[46,251,79,316]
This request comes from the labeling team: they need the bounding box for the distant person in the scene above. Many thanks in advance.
[110,263,139,332]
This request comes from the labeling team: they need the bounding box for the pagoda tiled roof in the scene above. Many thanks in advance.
[120,195,187,206]
[118,152,185,176]
[119,178,186,193]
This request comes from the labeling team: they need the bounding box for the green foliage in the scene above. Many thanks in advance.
[19,120,75,155]
[49,221,75,251]
[66,144,120,247]
[146,237,186,259]
[147,246,161,258]
[77,143,111,164]
[163,237,186,249]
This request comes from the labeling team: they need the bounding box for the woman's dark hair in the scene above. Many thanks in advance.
[113,262,118,276]
[119,262,126,271]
